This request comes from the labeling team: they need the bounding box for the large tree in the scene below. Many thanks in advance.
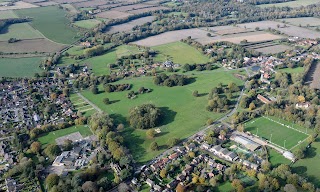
[129,104,162,129]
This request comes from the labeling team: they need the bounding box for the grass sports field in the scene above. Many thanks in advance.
[0,23,43,41]
[81,70,243,163]
[0,57,43,77]
[74,19,101,29]
[153,41,210,64]
[257,0,320,7]
[293,138,320,187]
[245,116,309,150]
[38,125,92,146]
[15,6,79,44]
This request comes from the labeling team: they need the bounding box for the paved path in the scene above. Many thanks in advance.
[76,92,103,113]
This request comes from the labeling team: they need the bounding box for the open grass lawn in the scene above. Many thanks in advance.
[0,23,44,41]
[217,181,233,192]
[0,57,43,77]
[278,67,304,74]
[74,19,101,29]
[66,46,84,55]
[245,116,309,150]
[268,148,291,167]
[292,138,320,187]
[152,41,210,65]
[15,6,79,44]
[257,0,320,8]
[37,125,92,146]
[115,45,144,58]
[80,49,117,75]
[0,10,18,19]
[81,71,243,163]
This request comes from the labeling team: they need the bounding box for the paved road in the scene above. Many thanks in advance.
[76,92,103,113]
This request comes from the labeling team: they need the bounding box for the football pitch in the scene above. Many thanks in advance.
[245,116,310,150]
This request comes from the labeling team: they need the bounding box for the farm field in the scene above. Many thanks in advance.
[254,44,292,54]
[305,61,320,89]
[281,17,320,27]
[127,6,169,14]
[0,23,43,41]
[0,39,66,53]
[37,125,92,146]
[257,0,320,8]
[238,21,320,39]
[214,31,283,44]
[72,0,109,8]
[133,28,217,46]
[152,41,210,64]
[74,19,101,29]
[105,16,155,34]
[208,25,254,36]
[34,1,58,6]
[0,57,43,77]
[0,10,18,19]
[245,116,309,150]
[133,28,283,46]
[96,10,132,19]
[292,138,320,187]
[0,1,37,11]
[111,3,153,12]
[80,49,117,75]
[15,6,80,44]
[80,70,243,163]
[61,4,78,13]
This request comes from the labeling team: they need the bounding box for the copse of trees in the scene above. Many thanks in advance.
[153,74,190,87]
[104,83,131,93]
[84,45,104,57]
[129,104,162,129]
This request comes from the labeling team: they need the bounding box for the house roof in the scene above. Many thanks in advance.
[231,135,261,151]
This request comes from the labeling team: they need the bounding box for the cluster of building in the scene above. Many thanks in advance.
[112,60,180,77]
[49,133,98,175]
[0,140,16,175]
[0,78,76,134]
[134,144,229,192]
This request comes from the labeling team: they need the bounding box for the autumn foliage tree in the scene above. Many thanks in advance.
[129,104,162,129]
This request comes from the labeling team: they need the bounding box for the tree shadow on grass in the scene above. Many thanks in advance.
[110,113,128,127]
[109,100,120,104]
[122,127,147,164]
[187,77,196,85]
[159,144,169,151]
[156,131,169,137]
[291,166,307,175]
[159,107,177,127]
[305,146,317,158]
[198,93,208,97]
[245,125,256,132]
